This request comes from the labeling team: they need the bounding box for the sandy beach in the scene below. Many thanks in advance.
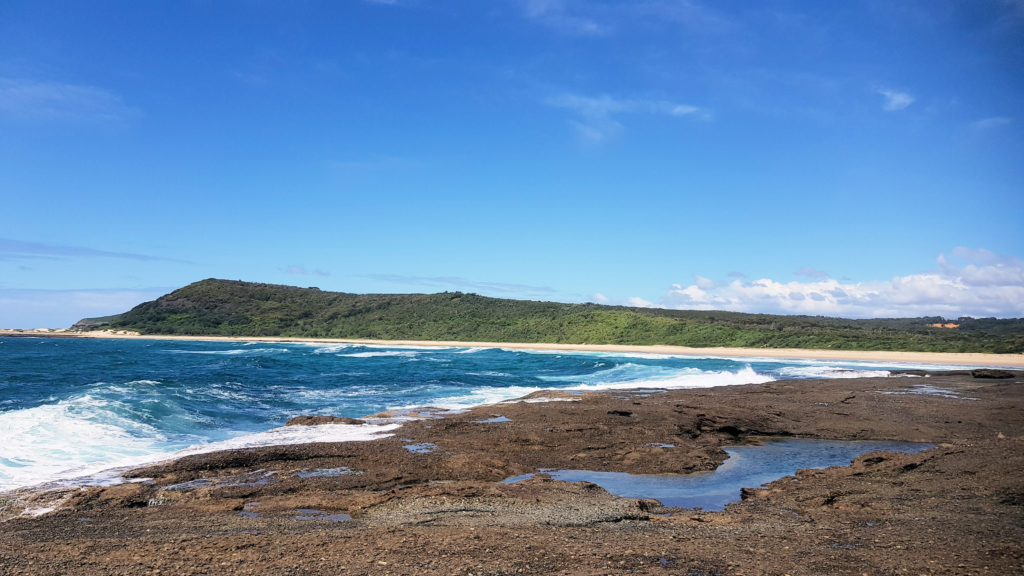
[1,368,1021,575]
[4,329,1023,367]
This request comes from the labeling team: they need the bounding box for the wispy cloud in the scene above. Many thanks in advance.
[521,0,608,36]
[520,0,733,37]
[284,265,331,277]
[0,78,138,124]
[878,88,914,112]
[547,93,702,118]
[545,92,706,142]
[365,274,556,296]
[0,238,186,263]
[629,0,734,31]
[626,296,654,308]
[658,248,1024,318]
[794,266,829,279]
[969,116,1013,130]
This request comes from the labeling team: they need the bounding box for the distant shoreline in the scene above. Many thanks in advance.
[4,329,1023,367]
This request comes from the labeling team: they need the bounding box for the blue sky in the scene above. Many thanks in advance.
[2,0,1022,327]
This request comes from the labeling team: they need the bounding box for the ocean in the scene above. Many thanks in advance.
[0,336,953,492]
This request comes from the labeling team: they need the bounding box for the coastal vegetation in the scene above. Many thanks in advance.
[81,279,1024,353]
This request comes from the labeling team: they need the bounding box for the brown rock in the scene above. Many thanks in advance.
[970,368,1016,379]
[285,415,367,426]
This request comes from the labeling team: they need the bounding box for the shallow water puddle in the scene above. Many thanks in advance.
[403,442,438,454]
[237,501,262,518]
[293,509,352,522]
[295,466,361,478]
[505,438,932,511]
[882,384,973,399]
[474,415,511,423]
[165,470,278,492]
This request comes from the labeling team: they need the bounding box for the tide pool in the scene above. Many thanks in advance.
[506,438,932,510]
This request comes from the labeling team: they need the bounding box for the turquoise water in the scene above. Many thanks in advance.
[0,336,925,491]
[506,438,932,510]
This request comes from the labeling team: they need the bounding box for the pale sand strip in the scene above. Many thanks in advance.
[5,329,1021,368]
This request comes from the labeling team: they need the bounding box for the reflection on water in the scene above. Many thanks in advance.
[506,438,931,511]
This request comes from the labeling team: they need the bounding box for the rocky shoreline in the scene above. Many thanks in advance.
[2,371,1022,575]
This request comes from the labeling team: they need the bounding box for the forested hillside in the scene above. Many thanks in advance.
[80,279,1024,353]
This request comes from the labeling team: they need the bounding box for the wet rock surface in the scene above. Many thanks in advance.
[1,371,1022,575]
[286,415,367,426]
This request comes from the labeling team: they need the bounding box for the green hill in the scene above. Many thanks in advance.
[85,278,1024,353]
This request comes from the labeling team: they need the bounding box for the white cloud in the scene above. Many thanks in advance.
[545,92,706,141]
[660,248,1024,318]
[547,93,628,117]
[284,265,330,277]
[570,118,620,142]
[0,78,137,124]
[521,0,608,36]
[669,104,700,117]
[547,93,702,118]
[520,0,734,37]
[627,296,655,308]
[939,247,1024,287]
[878,89,914,111]
[592,292,609,303]
[969,116,1013,130]
[694,275,716,290]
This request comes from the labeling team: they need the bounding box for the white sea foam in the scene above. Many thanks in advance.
[0,396,169,491]
[124,379,162,386]
[392,386,549,411]
[723,356,989,372]
[166,348,287,356]
[514,396,581,403]
[775,366,891,379]
[566,366,774,391]
[307,343,451,354]
[342,344,455,352]
[501,348,700,361]
[407,366,776,410]
[0,394,401,492]
[312,344,354,354]
[170,422,400,456]
[377,344,456,351]
[292,387,378,401]
[538,362,660,383]
[339,350,420,358]
[201,386,267,404]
